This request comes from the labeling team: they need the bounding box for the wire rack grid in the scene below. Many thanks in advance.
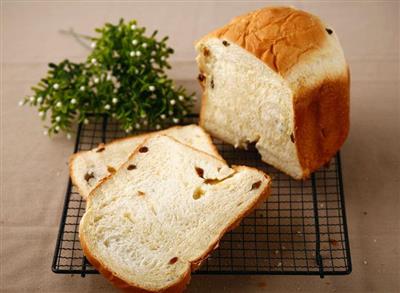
[52,115,352,278]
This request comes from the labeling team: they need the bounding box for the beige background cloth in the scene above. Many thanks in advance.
[1,1,399,292]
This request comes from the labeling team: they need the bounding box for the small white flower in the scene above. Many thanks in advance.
[170,99,176,105]
[38,111,44,117]
[143,120,148,126]
[150,94,156,99]
[148,85,155,92]
[160,114,166,120]
[135,51,141,57]
[90,42,96,48]
[172,118,179,124]
[56,102,62,108]
[37,96,43,103]
[66,133,72,140]
[43,130,48,136]
[178,95,184,101]
[168,110,173,116]
[94,77,99,84]
[55,126,60,131]
[112,98,118,104]
[80,86,85,91]
[182,110,187,115]
[53,84,59,90]
[131,24,137,30]
[171,84,175,89]
[71,98,77,104]
[151,51,156,56]
[150,58,155,63]
[111,113,117,118]
[135,123,140,129]
[55,116,61,122]
[125,127,132,133]
[83,118,89,125]
[134,69,139,74]
[18,100,24,106]
[130,51,135,57]
[161,56,166,61]
[106,74,112,81]
[142,43,147,48]
[104,104,111,110]
[91,58,97,64]
[155,124,161,130]
[131,39,138,45]
[140,113,146,118]
[193,96,197,101]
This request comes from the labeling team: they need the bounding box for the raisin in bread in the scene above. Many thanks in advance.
[79,135,271,292]
[70,125,222,199]
[196,6,349,179]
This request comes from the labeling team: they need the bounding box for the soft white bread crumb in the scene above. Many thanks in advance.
[70,125,222,199]
[79,135,270,292]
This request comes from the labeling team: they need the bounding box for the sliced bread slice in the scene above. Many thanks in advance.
[79,135,271,292]
[70,124,222,199]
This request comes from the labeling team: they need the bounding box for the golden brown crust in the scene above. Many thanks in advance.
[200,6,327,76]
[293,70,350,177]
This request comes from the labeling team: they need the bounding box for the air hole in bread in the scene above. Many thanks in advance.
[211,78,215,89]
[127,164,137,170]
[222,40,230,47]
[103,239,109,247]
[193,187,205,200]
[84,171,95,182]
[107,166,116,174]
[137,191,145,196]
[237,201,243,207]
[123,212,134,223]
[203,47,210,57]
[251,181,262,190]
[195,167,204,178]
[139,146,148,153]
[169,257,178,265]
[290,133,295,143]
[198,73,205,82]
[325,28,333,35]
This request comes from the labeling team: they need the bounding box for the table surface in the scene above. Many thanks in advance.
[1,1,399,292]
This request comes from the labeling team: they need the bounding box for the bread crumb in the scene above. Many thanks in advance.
[363,259,368,265]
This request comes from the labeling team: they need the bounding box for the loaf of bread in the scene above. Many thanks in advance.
[196,6,349,179]
[70,125,222,198]
[79,135,271,292]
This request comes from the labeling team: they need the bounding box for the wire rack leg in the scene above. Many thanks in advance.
[311,173,325,278]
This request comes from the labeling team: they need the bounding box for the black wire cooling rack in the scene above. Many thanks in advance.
[52,115,352,278]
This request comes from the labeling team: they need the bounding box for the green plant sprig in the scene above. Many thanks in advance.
[20,19,195,137]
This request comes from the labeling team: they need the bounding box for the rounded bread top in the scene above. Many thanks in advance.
[200,6,330,77]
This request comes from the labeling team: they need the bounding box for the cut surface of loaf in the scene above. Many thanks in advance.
[196,6,349,179]
[70,124,222,198]
[79,135,270,292]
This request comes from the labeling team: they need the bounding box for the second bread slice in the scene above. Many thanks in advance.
[70,124,222,199]
[80,135,271,292]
